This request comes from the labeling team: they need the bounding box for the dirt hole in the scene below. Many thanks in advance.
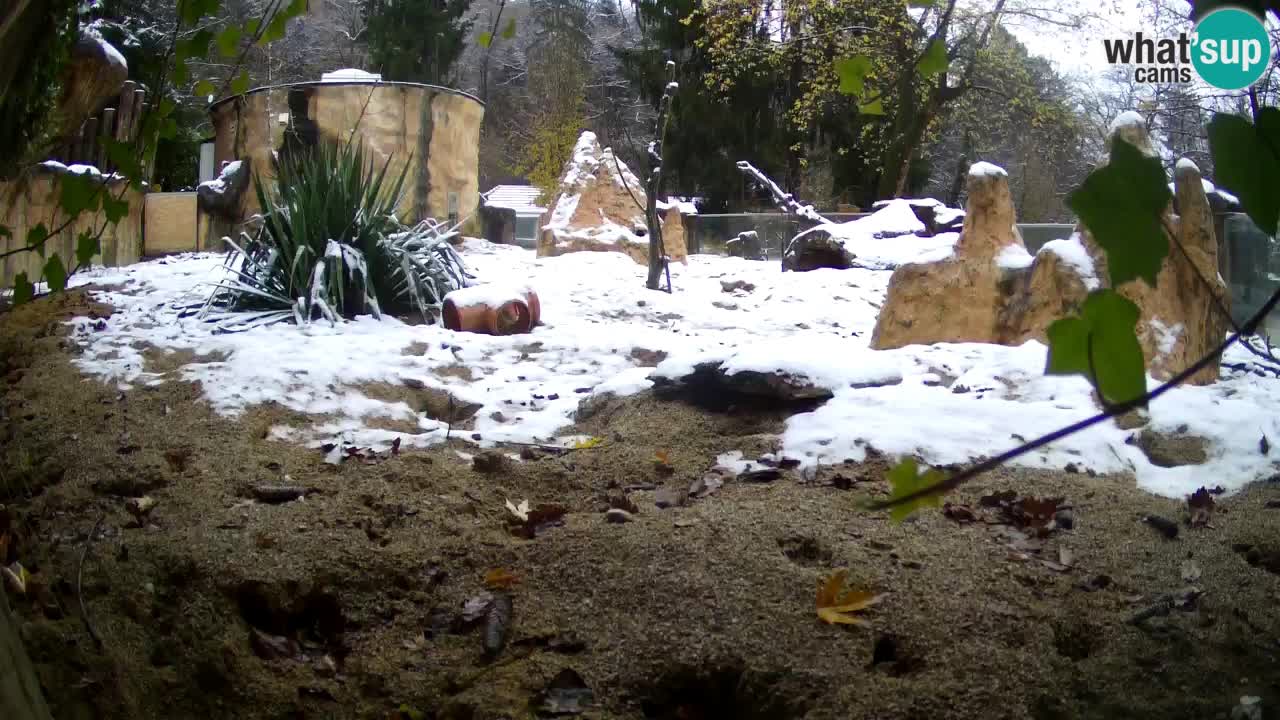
[638,664,808,720]
[234,580,349,658]
[777,534,832,567]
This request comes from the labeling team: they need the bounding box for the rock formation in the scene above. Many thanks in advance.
[871,163,1029,348]
[537,132,687,265]
[871,197,965,236]
[872,112,1229,385]
[783,199,929,272]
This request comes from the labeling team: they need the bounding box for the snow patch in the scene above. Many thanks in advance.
[62,241,1280,500]
[969,161,1007,178]
[1040,234,1100,291]
[996,244,1034,270]
[1109,111,1146,133]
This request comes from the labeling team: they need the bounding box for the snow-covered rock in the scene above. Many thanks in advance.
[537,131,687,265]
[784,199,951,272]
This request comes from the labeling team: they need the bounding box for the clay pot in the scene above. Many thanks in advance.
[442,285,539,335]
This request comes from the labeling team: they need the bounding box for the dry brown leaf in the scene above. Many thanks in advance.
[484,568,519,591]
[816,569,884,626]
[655,449,671,465]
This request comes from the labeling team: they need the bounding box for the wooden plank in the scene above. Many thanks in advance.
[114,80,137,142]
[98,108,115,170]
[129,91,147,143]
[80,116,98,167]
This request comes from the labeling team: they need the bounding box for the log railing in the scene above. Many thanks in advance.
[51,80,147,172]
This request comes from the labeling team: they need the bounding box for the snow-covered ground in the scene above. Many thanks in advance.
[64,239,1280,499]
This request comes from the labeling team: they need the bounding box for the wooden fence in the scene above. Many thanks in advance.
[51,80,148,171]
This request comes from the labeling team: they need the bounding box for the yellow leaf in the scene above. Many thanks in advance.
[572,437,603,450]
[484,568,519,590]
[816,569,883,625]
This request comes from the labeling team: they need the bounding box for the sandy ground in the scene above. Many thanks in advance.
[2,289,1280,720]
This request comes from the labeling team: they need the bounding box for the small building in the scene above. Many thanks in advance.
[483,185,546,248]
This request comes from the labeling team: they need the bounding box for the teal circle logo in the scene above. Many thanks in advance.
[1192,8,1272,90]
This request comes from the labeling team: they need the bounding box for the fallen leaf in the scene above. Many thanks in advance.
[125,496,157,525]
[688,475,723,499]
[572,437,603,450]
[2,562,29,595]
[461,593,494,624]
[249,627,298,660]
[391,437,402,456]
[484,568,519,591]
[738,468,782,483]
[506,498,531,522]
[816,569,883,626]
[655,449,671,464]
[509,503,568,539]
[1187,487,1215,528]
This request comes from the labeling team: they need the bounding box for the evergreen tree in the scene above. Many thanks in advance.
[362,0,474,84]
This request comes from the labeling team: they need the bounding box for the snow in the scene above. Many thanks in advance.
[444,283,529,308]
[40,161,123,181]
[657,198,699,215]
[485,185,545,215]
[934,207,965,226]
[1109,111,1146,133]
[542,132,646,247]
[1148,318,1184,358]
[1176,158,1199,173]
[1039,234,1100,291]
[62,240,1280,500]
[1166,176,1241,206]
[321,69,382,82]
[198,160,242,194]
[789,201,952,270]
[83,28,128,75]
[969,161,1008,178]
[996,244,1034,270]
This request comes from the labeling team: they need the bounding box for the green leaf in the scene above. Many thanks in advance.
[76,230,99,268]
[194,79,216,97]
[159,118,180,140]
[908,0,936,6]
[180,0,221,26]
[59,174,101,217]
[245,18,261,35]
[477,31,493,48]
[282,0,308,19]
[858,99,884,116]
[885,458,945,523]
[1046,289,1147,406]
[177,29,213,61]
[1067,137,1171,286]
[917,40,948,77]
[103,195,130,224]
[26,223,49,256]
[0,225,10,240]
[158,97,177,118]
[1207,110,1280,236]
[42,254,67,293]
[215,25,243,57]
[259,15,288,43]
[103,138,143,180]
[173,59,190,86]
[501,17,517,39]
[230,69,251,96]
[11,273,34,306]
[834,55,871,96]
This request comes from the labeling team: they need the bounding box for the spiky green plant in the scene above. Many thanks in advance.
[200,141,470,330]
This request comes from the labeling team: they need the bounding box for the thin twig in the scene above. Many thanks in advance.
[872,284,1280,511]
[77,511,107,651]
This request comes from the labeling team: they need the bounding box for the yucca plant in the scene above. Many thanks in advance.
[200,141,471,331]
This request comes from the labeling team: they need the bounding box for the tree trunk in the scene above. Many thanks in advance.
[1,591,54,720]
[946,130,973,206]
[645,61,677,290]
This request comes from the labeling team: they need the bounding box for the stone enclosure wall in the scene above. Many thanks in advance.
[207,81,484,235]
[1,168,143,287]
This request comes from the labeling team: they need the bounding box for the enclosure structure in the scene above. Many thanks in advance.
[205,78,484,238]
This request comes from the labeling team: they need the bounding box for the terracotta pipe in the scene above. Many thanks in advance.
[442,285,540,335]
